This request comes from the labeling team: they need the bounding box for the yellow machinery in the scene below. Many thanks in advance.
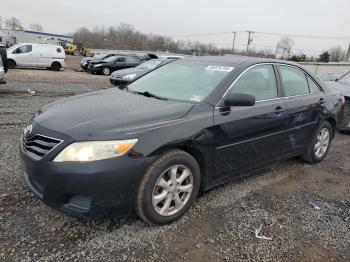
[61,42,91,56]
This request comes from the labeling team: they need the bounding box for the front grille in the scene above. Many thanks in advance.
[22,134,62,160]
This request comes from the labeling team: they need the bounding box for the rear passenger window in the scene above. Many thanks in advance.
[278,66,309,96]
[307,76,321,93]
[230,64,278,101]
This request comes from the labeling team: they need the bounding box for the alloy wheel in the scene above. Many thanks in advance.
[314,127,330,158]
[152,165,193,216]
[103,68,110,75]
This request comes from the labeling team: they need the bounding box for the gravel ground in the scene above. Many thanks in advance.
[0,64,349,262]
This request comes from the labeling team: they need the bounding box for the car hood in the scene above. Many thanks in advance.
[326,81,350,97]
[34,88,193,140]
[88,59,107,65]
[111,67,148,78]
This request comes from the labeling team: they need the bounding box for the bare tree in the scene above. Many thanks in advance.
[29,23,43,32]
[5,17,23,30]
[329,46,346,62]
[277,36,294,58]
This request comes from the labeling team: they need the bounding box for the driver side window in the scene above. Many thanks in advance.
[116,57,126,63]
[229,64,278,101]
[13,45,32,54]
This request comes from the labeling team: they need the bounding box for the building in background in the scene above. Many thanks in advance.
[0,29,73,47]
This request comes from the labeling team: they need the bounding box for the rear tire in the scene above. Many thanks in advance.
[301,121,333,163]
[8,59,16,69]
[135,149,201,225]
[51,62,61,71]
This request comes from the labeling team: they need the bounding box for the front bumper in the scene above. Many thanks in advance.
[80,63,88,71]
[20,123,156,219]
[87,66,103,74]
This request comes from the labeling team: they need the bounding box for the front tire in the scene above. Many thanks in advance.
[301,121,333,163]
[102,67,111,75]
[8,59,16,69]
[135,149,201,225]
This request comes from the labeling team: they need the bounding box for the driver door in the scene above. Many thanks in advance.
[213,64,288,179]
[12,44,35,67]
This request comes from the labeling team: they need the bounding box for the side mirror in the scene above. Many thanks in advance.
[223,93,255,107]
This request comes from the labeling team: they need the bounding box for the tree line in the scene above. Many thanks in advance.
[1,16,348,62]
[73,24,348,62]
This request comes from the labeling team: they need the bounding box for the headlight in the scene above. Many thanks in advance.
[94,63,103,67]
[122,74,137,80]
[53,139,138,162]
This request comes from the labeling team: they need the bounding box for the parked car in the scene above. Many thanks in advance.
[88,55,141,75]
[80,53,116,71]
[325,71,350,130]
[110,58,175,87]
[159,55,185,59]
[20,56,343,225]
[7,43,65,71]
[316,73,343,82]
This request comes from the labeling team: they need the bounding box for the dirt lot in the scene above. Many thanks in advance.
[0,58,349,262]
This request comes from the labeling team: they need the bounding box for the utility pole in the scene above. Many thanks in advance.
[346,43,350,62]
[275,43,279,58]
[245,31,253,55]
[231,31,237,54]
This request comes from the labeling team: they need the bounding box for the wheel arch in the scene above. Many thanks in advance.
[149,142,211,192]
[51,61,62,67]
[325,116,336,138]
[8,58,16,66]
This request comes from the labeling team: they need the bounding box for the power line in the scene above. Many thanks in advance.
[172,31,241,37]
[253,31,350,40]
[172,30,350,41]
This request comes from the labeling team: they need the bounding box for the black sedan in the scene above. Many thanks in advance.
[80,53,116,71]
[110,59,175,87]
[20,56,343,225]
[88,55,141,75]
[325,71,350,130]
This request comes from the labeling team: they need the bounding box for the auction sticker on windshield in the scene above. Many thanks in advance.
[206,65,234,72]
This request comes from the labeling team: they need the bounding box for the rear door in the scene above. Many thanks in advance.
[125,56,141,68]
[37,45,54,67]
[277,64,326,155]
[214,64,288,179]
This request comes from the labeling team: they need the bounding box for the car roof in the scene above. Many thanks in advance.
[181,55,301,67]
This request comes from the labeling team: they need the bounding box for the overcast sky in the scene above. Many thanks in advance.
[2,0,350,55]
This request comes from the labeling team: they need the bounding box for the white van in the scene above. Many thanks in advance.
[7,43,65,71]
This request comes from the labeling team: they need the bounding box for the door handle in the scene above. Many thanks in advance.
[274,106,284,116]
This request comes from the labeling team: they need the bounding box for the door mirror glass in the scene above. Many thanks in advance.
[224,93,255,107]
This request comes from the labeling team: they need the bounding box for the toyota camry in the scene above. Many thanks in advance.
[20,56,343,225]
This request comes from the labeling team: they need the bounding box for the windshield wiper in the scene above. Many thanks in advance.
[130,90,168,100]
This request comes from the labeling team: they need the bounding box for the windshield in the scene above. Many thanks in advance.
[93,54,106,59]
[104,56,118,62]
[338,72,350,84]
[137,60,163,70]
[6,44,21,52]
[128,61,234,102]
